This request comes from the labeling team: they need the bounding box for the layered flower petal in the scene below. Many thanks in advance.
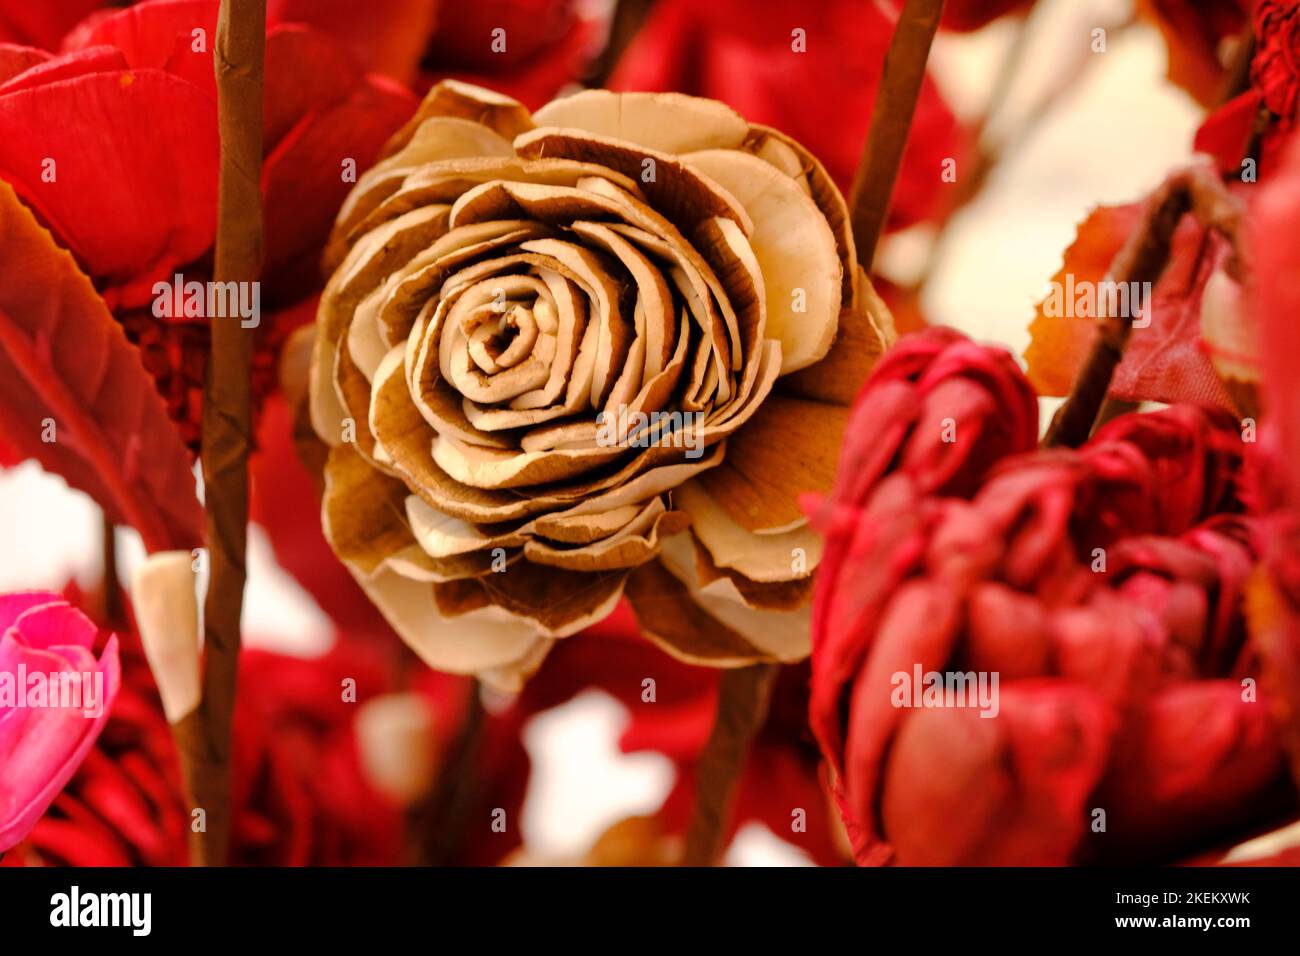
[311,81,891,682]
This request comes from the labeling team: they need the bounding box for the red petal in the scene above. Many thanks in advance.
[1194,91,1260,176]
[65,0,219,97]
[0,42,49,84]
[261,73,416,301]
[0,69,218,300]
[263,24,363,151]
[269,0,439,86]
[0,0,105,50]
[0,44,127,96]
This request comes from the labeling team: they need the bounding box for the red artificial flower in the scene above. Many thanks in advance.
[419,0,596,109]
[1253,0,1300,122]
[608,0,965,231]
[0,0,417,450]
[810,329,1290,865]
[1195,1,1300,177]
[0,1,104,49]
[270,0,596,109]
[1244,133,1300,814]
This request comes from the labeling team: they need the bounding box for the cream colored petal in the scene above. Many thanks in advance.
[744,123,858,307]
[673,479,822,582]
[130,551,200,724]
[657,531,811,661]
[351,564,548,683]
[338,117,515,239]
[684,149,841,372]
[383,79,534,159]
[531,90,750,155]
[406,495,524,558]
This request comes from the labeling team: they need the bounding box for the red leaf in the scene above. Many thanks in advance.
[1025,204,1136,396]
[0,179,202,552]
[0,45,129,96]
[1026,202,1235,408]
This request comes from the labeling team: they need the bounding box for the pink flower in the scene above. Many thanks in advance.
[0,591,120,852]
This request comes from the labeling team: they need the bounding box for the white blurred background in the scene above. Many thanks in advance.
[0,0,1205,865]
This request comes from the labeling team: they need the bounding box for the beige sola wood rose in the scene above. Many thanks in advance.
[310,80,894,688]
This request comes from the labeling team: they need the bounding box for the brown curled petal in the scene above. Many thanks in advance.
[779,295,894,406]
[674,478,823,582]
[683,148,841,372]
[336,118,515,246]
[434,561,628,636]
[322,444,549,682]
[525,503,691,572]
[695,394,849,533]
[625,558,770,666]
[691,535,814,613]
[655,531,812,661]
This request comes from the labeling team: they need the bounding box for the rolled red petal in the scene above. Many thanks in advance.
[880,682,1114,866]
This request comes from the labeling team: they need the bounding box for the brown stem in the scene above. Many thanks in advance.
[682,663,778,866]
[582,0,657,89]
[1043,166,1244,449]
[848,0,947,271]
[406,682,487,865]
[100,512,124,627]
[187,0,265,867]
[1216,24,1256,106]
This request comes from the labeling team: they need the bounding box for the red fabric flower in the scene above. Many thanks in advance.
[1254,0,1300,121]
[0,1,104,50]
[1244,133,1300,814]
[810,330,1288,865]
[608,0,964,230]
[270,0,595,109]
[0,0,417,449]
[1195,2,1300,176]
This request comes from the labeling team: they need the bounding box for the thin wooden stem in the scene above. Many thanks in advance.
[681,663,778,866]
[186,0,265,866]
[848,0,947,271]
